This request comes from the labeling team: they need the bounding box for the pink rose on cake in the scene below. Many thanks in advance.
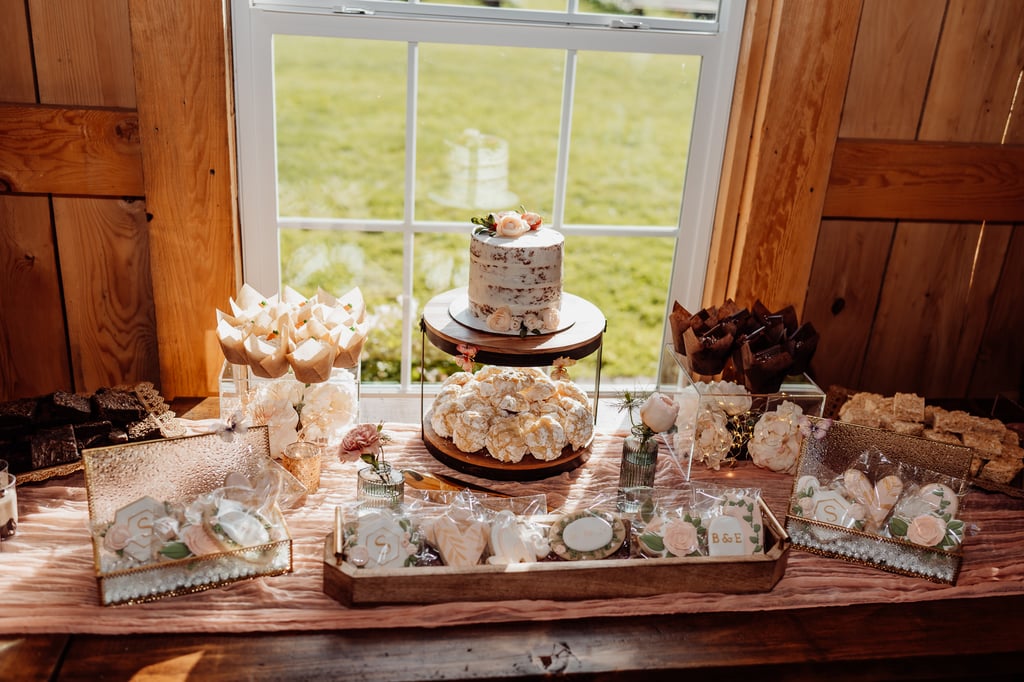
[521,211,543,230]
[495,211,530,238]
[541,307,560,331]
[487,306,514,332]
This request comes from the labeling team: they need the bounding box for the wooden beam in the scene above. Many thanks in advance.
[0,104,144,197]
[824,139,1024,222]
[128,0,239,399]
[727,0,864,315]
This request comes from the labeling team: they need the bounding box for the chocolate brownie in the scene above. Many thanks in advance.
[92,388,146,425]
[30,424,80,469]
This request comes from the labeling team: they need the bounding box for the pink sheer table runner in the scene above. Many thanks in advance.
[2,423,1023,635]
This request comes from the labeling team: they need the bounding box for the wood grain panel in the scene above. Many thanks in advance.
[823,140,1024,222]
[864,0,1024,397]
[28,0,136,108]
[703,0,774,308]
[0,104,144,196]
[970,225,1024,398]
[919,0,1024,144]
[802,0,942,393]
[728,0,862,315]
[53,197,159,392]
[0,0,36,102]
[128,0,239,398]
[0,0,71,401]
[863,222,1011,395]
[0,196,72,400]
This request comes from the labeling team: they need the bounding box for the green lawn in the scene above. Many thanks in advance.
[273,13,700,385]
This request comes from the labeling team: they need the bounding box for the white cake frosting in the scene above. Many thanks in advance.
[468,224,563,334]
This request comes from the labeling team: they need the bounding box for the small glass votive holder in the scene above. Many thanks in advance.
[1,470,18,541]
[356,464,405,508]
[281,441,324,495]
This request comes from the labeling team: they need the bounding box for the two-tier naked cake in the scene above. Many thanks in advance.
[466,210,563,335]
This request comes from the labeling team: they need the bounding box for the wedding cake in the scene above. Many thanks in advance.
[467,210,563,335]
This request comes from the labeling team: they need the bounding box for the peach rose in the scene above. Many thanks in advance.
[103,523,133,552]
[541,307,560,331]
[639,392,680,433]
[663,519,699,556]
[180,524,222,556]
[522,211,543,230]
[495,212,530,238]
[906,514,947,547]
[487,307,513,332]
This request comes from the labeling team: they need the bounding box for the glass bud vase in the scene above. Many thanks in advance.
[356,463,405,508]
[617,435,659,511]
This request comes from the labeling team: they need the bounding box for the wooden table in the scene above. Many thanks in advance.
[4,595,1023,680]
[4,398,1024,680]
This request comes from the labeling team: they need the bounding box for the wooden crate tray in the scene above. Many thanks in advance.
[323,499,790,607]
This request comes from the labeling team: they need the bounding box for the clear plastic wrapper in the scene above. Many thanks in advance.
[696,485,766,555]
[884,466,969,550]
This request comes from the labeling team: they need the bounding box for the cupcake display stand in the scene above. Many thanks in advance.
[419,287,606,481]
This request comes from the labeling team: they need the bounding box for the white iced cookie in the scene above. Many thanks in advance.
[215,509,271,548]
[916,482,959,519]
[424,514,489,567]
[487,510,548,564]
[523,413,567,461]
[486,415,529,463]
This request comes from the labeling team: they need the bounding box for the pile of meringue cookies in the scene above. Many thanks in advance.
[216,284,368,383]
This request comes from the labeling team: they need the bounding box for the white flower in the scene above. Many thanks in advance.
[748,400,804,474]
[701,381,752,416]
[694,407,732,470]
[639,392,680,433]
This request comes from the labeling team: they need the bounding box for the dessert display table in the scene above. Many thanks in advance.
[3,409,1024,678]
[419,288,606,480]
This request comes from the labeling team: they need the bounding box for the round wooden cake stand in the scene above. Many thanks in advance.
[419,287,606,481]
[422,419,592,481]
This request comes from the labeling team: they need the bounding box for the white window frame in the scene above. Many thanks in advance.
[231,0,745,394]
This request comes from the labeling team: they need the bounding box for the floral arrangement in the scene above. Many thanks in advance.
[246,374,357,457]
[471,208,543,239]
[339,421,393,476]
[615,391,680,451]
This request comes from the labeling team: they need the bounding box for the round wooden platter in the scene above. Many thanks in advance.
[421,288,606,367]
[422,418,591,481]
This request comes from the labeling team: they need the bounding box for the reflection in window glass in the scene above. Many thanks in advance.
[274,36,407,220]
[417,44,564,221]
[567,51,700,227]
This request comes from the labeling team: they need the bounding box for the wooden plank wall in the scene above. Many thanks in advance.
[804,0,1024,398]
[2,0,1021,402]
[713,0,1024,400]
[0,0,236,402]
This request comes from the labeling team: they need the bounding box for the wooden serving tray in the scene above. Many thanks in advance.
[322,499,790,607]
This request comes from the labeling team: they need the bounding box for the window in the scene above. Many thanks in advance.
[231,0,743,394]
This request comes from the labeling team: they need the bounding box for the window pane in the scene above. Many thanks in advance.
[564,234,673,385]
[274,36,407,220]
[280,229,405,382]
[566,51,700,226]
[416,43,564,220]
[413,232,471,381]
